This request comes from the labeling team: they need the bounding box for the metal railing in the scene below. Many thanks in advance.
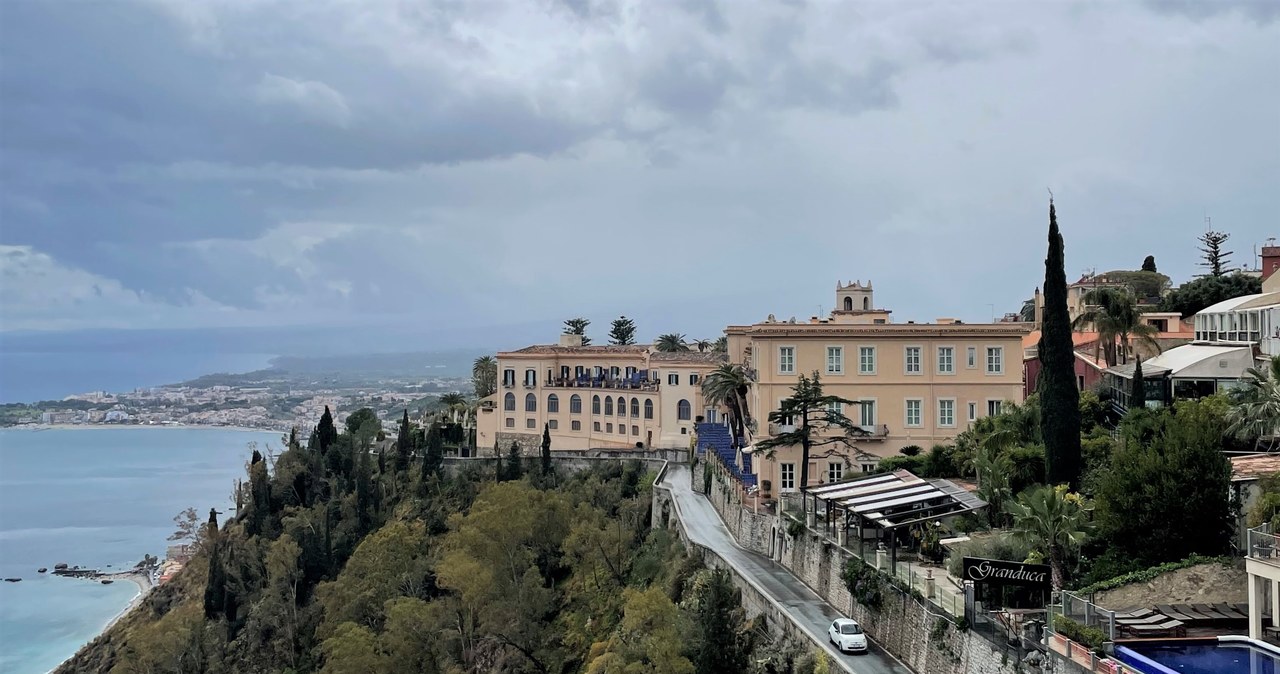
[1059,591,1117,641]
[1249,523,1279,565]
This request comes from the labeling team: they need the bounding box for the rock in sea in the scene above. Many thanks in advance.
[4,578,20,583]
[37,568,47,573]
[101,579,114,585]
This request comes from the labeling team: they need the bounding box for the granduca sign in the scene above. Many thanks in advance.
[961,557,1051,589]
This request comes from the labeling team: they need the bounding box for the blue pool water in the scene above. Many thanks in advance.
[1117,640,1280,674]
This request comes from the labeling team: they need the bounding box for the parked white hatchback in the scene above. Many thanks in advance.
[828,618,868,653]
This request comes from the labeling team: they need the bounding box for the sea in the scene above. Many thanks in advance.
[0,427,281,674]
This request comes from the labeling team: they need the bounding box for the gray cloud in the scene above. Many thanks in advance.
[1,0,1277,340]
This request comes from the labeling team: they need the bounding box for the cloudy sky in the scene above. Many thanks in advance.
[2,0,1278,348]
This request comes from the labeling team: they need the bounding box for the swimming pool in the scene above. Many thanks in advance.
[1115,637,1280,674]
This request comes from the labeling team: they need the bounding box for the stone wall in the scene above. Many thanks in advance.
[698,462,1043,674]
[492,431,542,456]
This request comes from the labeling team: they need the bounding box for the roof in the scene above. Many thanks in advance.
[1107,343,1253,378]
[1022,329,1099,350]
[726,323,1029,338]
[804,469,986,529]
[648,351,728,364]
[502,344,650,356]
[1199,293,1280,314]
[1232,454,1280,481]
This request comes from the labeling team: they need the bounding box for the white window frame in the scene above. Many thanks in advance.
[858,346,876,375]
[966,346,977,369]
[826,346,844,375]
[987,399,1003,417]
[668,373,679,386]
[937,346,955,375]
[938,398,956,428]
[986,346,1004,375]
[827,400,844,416]
[859,398,877,428]
[778,345,796,375]
[780,463,797,492]
[967,402,977,423]
[905,398,923,428]
[827,461,844,484]
[904,345,922,375]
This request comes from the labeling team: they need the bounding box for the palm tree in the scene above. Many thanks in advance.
[701,363,752,448]
[1006,485,1092,590]
[472,356,497,398]
[1073,288,1161,366]
[970,438,1014,528]
[654,333,690,352]
[1228,355,1280,450]
[439,392,468,424]
[713,336,728,353]
[692,339,712,353]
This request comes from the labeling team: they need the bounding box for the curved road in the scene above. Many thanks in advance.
[663,464,913,674]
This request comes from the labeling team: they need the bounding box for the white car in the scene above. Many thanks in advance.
[828,618,868,653]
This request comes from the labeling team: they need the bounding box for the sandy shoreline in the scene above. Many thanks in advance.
[45,571,154,674]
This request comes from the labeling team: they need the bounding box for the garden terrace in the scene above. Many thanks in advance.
[803,469,986,573]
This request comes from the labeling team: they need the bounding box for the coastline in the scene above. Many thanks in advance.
[10,423,290,435]
[45,570,154,674]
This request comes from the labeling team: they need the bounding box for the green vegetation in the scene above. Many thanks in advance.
[1198,230,1233,277]
[609,316,638,346]
[656,333,691,352]
[472,355,498,399]
[757,372,866,490]
[1228,355,1280,450]
[841,557,884,609]
[1005,486,1091,590]
[564,317,593,345]
[1073,288,1160,367]
[701,363,752,450]
[1141,255,1157,273]
[1074,555,1234,596]
[1039,197,1083,489]
[59,410,790,674]
[1052,614,1106,653]
[1159,272,1261,317]
[1130,357,1146,409]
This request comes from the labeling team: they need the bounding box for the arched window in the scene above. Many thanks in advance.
[605,396,614,415]
[617,397,627,417]
[863,296,870,310]
[547,394,559,413]
[570,394,582,414]
[504,392,516,411]
[525,393,537,412]
[644,399,654,419]
[677,399,691,421]
[592,395,601,414]
[631,398,640,417]
[844,296,853,311]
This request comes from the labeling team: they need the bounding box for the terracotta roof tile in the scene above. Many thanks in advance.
[649,351,728,364]
[1232,454,1280,481]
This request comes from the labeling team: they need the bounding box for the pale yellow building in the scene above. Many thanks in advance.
[475,334,724,454]
[726,281,1028,495]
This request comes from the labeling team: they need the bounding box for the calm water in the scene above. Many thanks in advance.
[0,427,280,673]
[1120,641,1280,674]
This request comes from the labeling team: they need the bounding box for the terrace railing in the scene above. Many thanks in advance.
[544,377,660,392]
[1249,523,1279,566]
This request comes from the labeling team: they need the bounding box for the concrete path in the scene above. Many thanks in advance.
[663,464,913,674]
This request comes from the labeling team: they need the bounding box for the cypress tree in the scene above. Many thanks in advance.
[422,424,444,480]
[505,441,523,481]
[316,406,337,454]
[1039,197,1082,488]
[541,423,552,475]
[1130,357,1147,410]
[395,410,412,474]
[246,450,270,536]
[203,508,224,619]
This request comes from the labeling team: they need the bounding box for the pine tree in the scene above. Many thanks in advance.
[541,424,552,475]
[692,568,749,674]
[1039,197,1083,488]
[395,410,412,474]
[755,372,867,491]
[1141,255,1157,273]
[1198,230,1233,276]
[564,317,592,345]
[1130,357,1146,411]
[608,316,637,345]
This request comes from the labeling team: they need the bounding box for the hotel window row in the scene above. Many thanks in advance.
[505,393,659,419]
[782,397,1008,429]
[778,345,1004,375]
[500,367,694,386]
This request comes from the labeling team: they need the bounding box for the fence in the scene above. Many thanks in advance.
[1059,590,1118,641]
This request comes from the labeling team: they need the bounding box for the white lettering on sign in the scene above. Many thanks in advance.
[965,559,1048,585]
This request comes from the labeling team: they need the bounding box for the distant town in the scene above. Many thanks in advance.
[0,351,478,432]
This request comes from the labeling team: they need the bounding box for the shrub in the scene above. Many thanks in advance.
[1052,614,1106,652]
[1074,554,1234,595]
[945,534,1033,578]
[877,455,926,475]
[922,444,959,478]
[900,445,923,457]
[841,557,884,609]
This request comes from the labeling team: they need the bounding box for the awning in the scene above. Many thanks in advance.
[805,469,986,529]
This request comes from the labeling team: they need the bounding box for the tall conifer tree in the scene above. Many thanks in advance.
[1039,197,1083,488]
[1130,357,1146,410]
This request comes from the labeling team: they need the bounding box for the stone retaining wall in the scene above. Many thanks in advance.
[699,462,1048,674]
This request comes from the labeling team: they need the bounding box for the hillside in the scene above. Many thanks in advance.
[56,411,817,674]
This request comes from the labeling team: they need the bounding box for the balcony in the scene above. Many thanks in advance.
[544,375,659,392]
[765,423,890,440]
[1249,523,1280,568]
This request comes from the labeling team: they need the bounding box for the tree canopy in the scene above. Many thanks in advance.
[1039,198,1082,489]
[609,316,637,345]
[1159,272,1262,317]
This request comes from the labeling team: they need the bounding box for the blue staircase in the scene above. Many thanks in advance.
[695,423,757,489]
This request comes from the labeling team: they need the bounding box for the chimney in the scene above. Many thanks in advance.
[560,334,584,347]
[1263,246,1280,281]
[1034,286,1044,327]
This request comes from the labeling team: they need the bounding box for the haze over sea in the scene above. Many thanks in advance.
[0,427,280,673]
